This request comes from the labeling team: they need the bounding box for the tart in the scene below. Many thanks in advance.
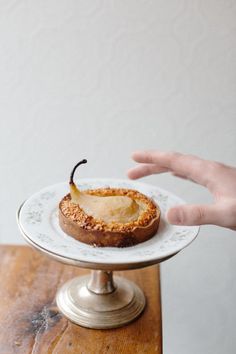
[59,160,160,247]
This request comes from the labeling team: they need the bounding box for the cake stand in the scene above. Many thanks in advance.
[17,178,199,329]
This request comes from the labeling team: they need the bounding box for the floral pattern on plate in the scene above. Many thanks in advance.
[18,179,199,266]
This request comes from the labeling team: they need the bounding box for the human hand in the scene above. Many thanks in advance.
[127,151,236,230]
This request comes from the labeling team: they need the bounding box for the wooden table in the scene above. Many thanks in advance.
[0,245,162,354]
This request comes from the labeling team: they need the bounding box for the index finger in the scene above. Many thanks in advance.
[132,151,211,187]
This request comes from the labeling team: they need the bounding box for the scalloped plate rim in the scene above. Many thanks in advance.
[17,178,200,266]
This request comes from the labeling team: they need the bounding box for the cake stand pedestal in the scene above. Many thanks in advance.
[17,230,174,329]
[56,270,145,329]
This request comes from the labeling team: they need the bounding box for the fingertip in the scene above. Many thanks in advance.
[166,207,184,225]
[131,151,142,162]
[127,169,138,180]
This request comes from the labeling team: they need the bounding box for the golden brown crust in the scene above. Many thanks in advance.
[59,188,160,247]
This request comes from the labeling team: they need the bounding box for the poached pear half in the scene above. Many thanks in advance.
[59,159,160,247]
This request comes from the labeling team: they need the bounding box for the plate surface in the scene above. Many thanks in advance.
[17,179,199,269]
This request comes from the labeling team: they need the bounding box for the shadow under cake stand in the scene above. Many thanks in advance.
[17,179,199,329]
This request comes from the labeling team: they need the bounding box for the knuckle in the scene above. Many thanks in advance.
[196,159,206,170]
[166,151,181,168]
[190,160,207,181]
[204,161,224,187]
[193,206,205,224]
[187,155,208,174]
[145,150,155,163]
[145,165,153,174]
[168,151,181,159]
[208,161,223,174]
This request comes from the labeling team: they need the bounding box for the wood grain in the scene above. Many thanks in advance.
[0,245,162,354]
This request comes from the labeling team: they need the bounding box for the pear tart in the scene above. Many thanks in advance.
[59,160,160,247]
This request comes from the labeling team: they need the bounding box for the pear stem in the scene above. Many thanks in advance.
[70,159,87,185]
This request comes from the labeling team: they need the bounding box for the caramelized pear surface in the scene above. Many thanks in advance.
[70,160,143,224]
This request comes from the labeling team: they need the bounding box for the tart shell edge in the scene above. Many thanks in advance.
[58,188,161,248]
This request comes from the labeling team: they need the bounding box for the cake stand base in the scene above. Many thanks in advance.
[56,270,145,329]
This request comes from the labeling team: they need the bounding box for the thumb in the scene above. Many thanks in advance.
[166,204,223,227]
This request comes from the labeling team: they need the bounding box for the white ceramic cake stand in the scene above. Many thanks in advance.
[17,179,199,329]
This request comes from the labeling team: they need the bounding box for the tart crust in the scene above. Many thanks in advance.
[59,188,160,247]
